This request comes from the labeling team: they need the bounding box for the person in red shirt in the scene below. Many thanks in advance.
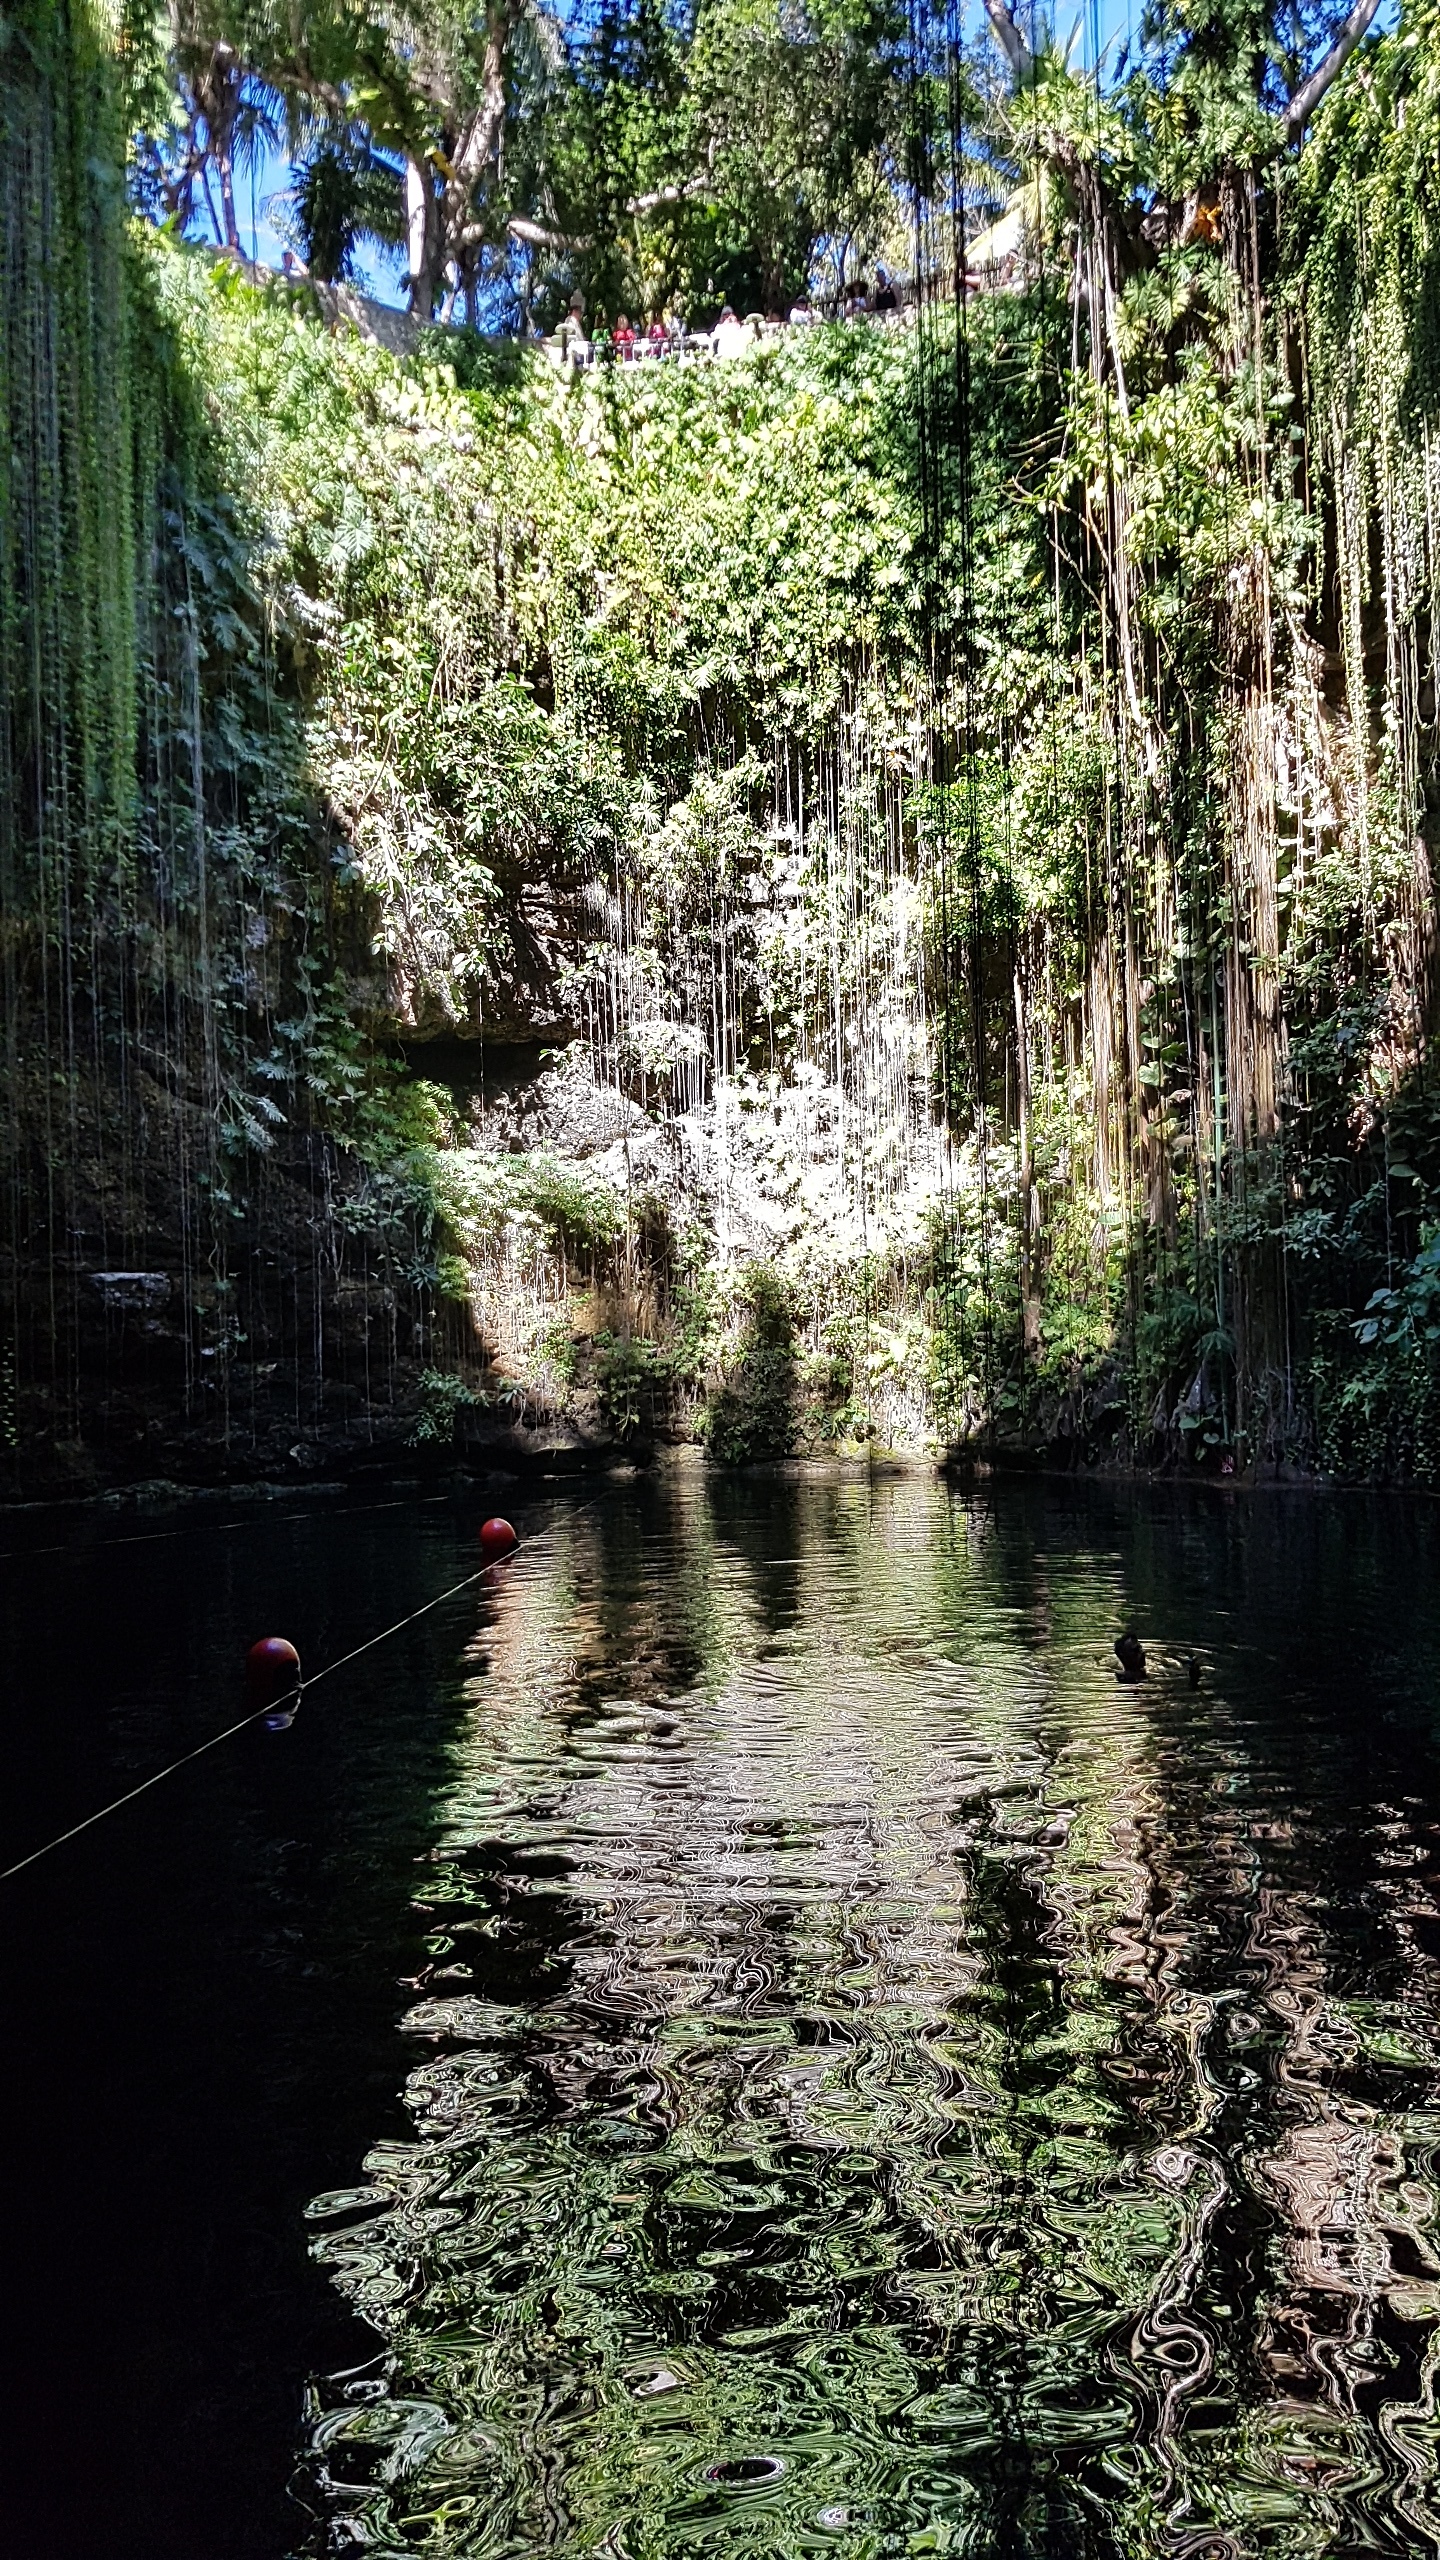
[613,312,637,359]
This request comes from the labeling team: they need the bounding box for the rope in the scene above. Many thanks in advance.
[0,1512,571,1885]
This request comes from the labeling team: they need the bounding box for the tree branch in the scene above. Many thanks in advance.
[450,214,586,252]
[268,63,350,123]
[982,0,1034,85]
[453,0,516,191]
[505,215,582,250]
[1285,0,1381,138]
[625,178,709,215]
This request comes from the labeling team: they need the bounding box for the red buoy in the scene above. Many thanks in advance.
[246,1636,302,1727]
[479,1517,518,1565]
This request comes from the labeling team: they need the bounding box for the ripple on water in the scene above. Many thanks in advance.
[302,1474,1440,2556]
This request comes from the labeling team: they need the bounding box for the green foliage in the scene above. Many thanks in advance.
[594,1329,668,1437]
[407,1364,480,1444]
[283,125,405,282]
[702,1265,799,1464]
[424,1147,628,1299]
[2,0,138,906]
[1355,1227,1440,1356]
[1125,1280,1230,1451]
[123,0,909,329]
[144,255,927,1051]
[1304,1223,1440,1481]
[1298,0,1440,434]
[23,0,1440,1492]
[0,14,465,1468]
[520,1158,626,1264]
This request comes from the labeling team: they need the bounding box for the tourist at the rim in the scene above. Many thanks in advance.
[709,305,750,359]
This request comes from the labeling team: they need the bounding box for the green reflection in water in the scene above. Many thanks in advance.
[304,1471,1440,2557]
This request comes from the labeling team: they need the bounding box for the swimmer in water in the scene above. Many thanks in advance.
[1114,1631,1147,1682]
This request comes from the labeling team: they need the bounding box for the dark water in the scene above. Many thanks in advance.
[8,1470,1440,2557]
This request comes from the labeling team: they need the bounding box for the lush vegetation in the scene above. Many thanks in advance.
[7,0,1440,1486]
[120,0,908,323]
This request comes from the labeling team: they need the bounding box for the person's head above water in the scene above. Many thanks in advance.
[1114,1631,1147,1681]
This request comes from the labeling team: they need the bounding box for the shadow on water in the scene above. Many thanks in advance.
[9,1470,1440,2555]
[0,1494,509,2560]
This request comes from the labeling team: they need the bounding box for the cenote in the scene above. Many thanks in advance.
[9,1467,1440,2558]
[13,0,1440,2544]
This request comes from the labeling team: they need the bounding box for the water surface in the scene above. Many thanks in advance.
[2,1489,484,2559]
[299,1470,1440,2558]
[8,1468,1440,2557]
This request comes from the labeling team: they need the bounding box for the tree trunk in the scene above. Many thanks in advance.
[406,157,439,319]
[440,0,516,288]
[217,141,240,253]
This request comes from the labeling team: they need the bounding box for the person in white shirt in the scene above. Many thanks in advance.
[557,291,590,367]
[709,305,750,359]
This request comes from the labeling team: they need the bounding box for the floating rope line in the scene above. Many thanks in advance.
[1,1506,583,1884]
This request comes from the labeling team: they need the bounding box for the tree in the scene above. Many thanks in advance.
[176,0,532,317]
[282,122,405,279]
[540,0,693,325]
[131,0,910,324]
[978,0,1386,246]
[539,0,905,325]
[382,0,522,318]
[687,0,900,313]
[156,0,282,249]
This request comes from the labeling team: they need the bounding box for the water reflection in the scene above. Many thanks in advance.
[303,1470,1440,2555]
